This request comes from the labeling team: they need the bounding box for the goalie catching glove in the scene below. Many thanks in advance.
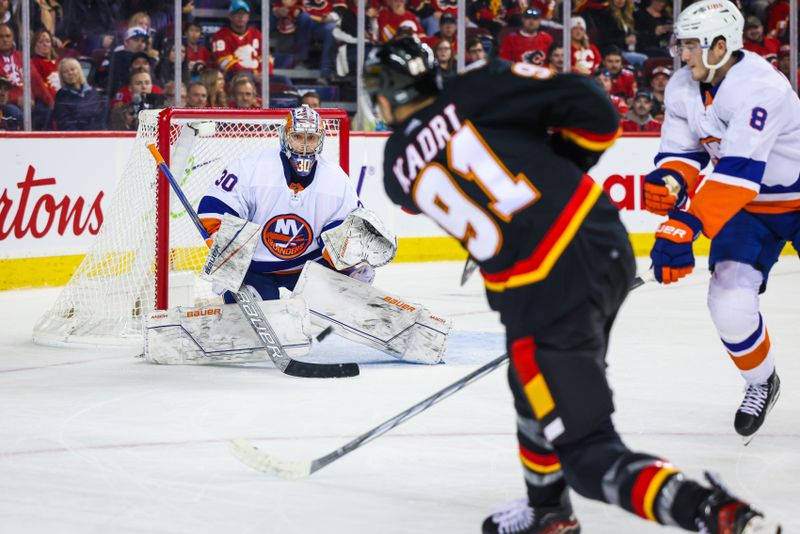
[321,207,397,270]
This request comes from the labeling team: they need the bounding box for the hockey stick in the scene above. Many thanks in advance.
[146,144,359,379]
[630,269,656,290]
[229,351,510,478]
[355,164,367,196]
[460,257,479,286]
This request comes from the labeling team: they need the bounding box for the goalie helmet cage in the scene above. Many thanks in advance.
[33,107,350,348]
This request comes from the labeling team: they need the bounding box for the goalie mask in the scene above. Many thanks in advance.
[279,105,326,177]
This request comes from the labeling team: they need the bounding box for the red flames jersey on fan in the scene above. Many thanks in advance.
[111,84,164,107]
[212,26,263,75]
[620,118,661,133]
[187,43,211,72]
[1,50,54,107]
[498,31,553,64]
[609,69,636,100]
[303,0,332,20]
[743,37,780,59]
[610,95,628,116]
[31,57,60,98]
[571,43,601,74]
[378,9,424,42]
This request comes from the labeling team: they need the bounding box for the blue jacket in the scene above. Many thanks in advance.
[53,85,108,131]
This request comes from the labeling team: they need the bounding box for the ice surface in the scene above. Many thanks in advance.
[1,259,798,533]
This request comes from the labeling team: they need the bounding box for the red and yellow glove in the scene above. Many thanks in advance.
[650,209,703,284]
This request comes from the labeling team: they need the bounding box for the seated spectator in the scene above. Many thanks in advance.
[31,28,60,100]
[125,11,160,63]
[648,64,670,121]
[212,1,263,82]
[587,0,647,67]
[465,36,487,70]
[164,80,186,107]
[620,90,661,132]
[634,0,672,57]
[498,8,552,65]
[111,67,161,109]
[570,16,601,75]
[766,0,789,40]
[293,0,337,84]
[743,16,780,62]
[156,43,189,86]
[0,72,22,130]
[0,0,17,39]
[274,0,303,36]
[200,67,227,107]
[0,22,53,130]
[777,44,799,81]
[426,12,456,50]
[408,0,439,36]
[108,26,150,97]
[593,69,629,116]
[186,21,211,78]
[434,39,457,78]
[378,0,425,42]
[546,43,564,74]
[186,80,208,108]
[53,57,107,130]
[601,46,636,101]
[470,0,510,41]
[301,89,321,108]
[230,75,261,108]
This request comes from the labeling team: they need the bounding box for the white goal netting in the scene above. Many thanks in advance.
[33,108,348,348]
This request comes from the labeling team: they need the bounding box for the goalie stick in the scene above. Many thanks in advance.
[146,144,359,379]
[229,351,510,478]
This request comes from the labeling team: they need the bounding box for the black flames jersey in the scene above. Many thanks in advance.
[382,60,633,330]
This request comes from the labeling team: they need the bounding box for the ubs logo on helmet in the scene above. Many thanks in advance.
[262,214,313,259]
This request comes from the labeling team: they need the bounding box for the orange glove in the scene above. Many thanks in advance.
[643,168,687,216]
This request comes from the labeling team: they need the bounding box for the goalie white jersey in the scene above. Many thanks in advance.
[197,147,359,273]
[657,50,800,236]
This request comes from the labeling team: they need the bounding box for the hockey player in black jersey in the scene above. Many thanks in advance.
[364,37,780,534]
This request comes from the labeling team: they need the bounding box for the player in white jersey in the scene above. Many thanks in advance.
[197,105,368,301]
[643,0,800,443]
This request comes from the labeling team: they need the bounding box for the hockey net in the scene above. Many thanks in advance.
[33,108,350,348]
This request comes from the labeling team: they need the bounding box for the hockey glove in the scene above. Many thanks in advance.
[643,168,687,215]
[650,209,703,284]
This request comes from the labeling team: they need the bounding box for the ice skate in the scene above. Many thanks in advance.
[481,498,580,534]
[695,472,781,533]
[734,371,780,445]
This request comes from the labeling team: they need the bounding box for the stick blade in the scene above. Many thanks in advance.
[229,438,312,479]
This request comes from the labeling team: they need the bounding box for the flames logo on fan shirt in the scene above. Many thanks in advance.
[262,214,313,259]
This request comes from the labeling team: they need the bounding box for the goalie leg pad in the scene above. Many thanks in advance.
[320,207,398,269]
[144,298,312,364]
[292,262,451,364]
[202,213,262,294]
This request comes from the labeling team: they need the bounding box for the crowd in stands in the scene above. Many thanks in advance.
[0,0,798,132]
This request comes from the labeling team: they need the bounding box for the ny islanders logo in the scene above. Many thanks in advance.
[262,214,313,259]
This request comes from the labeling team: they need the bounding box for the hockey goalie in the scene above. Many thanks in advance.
[143,106,451,366]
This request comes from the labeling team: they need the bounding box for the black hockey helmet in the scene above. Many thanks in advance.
[363,37,439,109]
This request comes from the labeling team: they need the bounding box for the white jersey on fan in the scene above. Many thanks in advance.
[198,147,359,273]
[657,50,800,235]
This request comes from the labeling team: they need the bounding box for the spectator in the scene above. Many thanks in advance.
[546,43,564,73]
[0,0,17,39]
[31,28,61,100]
[186,21,211,78]
[776,44,799,81]
[620,90,661,132]
[766,0,789,40]
[601,46,636,101]
[378,0,425,42]
[186,80,208,108]
[230,75,260,108]
[126,11,159,63]
[111,67,157,109]
[0,72,21,130]
[156,43,189,86]
[434,39,457,78]
[427,12,456,50]
[200,67,227,107]
[588,0,647,66]
[743,16,780,62]
[634,0,672,57]
[274,0,303,36]
[107,26,149,97]
[470,0,510,41]
[648,64,670,121]
[293,0,337,84]
[212,0,263,82]
[0,22,53,129]
[594,69,629,116]
[164,80,186,106]
[498,8,552,65]
[465,36,487,70]
[301,89,321,108]
[570,16,601,75]
[53,57,107,130]
[112,54,163,107]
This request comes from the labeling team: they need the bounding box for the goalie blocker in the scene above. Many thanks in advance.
[144,262,451,365]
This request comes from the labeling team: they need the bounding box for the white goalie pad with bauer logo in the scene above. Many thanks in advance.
[320,207,398,270]
[144,297,312,364]
[293,262,451,364]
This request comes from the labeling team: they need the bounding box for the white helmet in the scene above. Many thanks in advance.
[674,0,744,82]
[279,104,326,177]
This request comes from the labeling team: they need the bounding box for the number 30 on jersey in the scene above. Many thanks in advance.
[412,122,540,261]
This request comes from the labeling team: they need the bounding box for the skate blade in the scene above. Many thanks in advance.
[742,515,781,533]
